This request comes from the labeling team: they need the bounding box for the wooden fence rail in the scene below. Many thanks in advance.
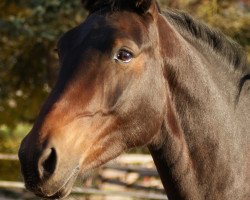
[0,153,159,176]
[0,154,18,160]
[0,181,168,200]
[0,153,168,200]
[104,163,159,176]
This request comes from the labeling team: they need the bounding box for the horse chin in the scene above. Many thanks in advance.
[34,168,79,199]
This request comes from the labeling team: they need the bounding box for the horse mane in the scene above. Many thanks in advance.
[163,9,248,72]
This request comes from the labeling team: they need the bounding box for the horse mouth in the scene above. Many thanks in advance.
[34,167,80,199]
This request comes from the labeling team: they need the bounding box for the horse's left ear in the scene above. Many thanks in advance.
[134,0,159,18]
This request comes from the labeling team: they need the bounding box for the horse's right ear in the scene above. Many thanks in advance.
[134,0,159,19]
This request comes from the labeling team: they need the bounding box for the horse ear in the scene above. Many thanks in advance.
[134,0,159,18]
[134,0,153,12]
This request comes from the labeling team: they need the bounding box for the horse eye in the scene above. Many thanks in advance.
[115,49,133,63]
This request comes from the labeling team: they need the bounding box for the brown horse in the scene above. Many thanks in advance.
[18,0,250,199]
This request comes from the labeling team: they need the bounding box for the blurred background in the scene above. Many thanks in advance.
[0,0,249,199]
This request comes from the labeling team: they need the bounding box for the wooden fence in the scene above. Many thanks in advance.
[0,153,168,200]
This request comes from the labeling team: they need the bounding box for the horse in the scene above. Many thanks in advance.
[18,0,250,199]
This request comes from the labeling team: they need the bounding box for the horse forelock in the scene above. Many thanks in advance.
[82,0,161,14]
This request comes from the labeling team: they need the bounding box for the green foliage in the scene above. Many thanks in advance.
[0,123,31,153]
[0,160,21,181]
[0,0,86,127]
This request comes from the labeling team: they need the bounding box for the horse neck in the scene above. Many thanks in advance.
[148,15,247,200]
[158,13,243,106]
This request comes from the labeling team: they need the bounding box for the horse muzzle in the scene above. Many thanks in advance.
[18,133,80,199]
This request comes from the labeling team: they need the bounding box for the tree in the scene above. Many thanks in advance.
[0,0,86,127]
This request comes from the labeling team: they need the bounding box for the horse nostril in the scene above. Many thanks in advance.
[38,148,57,179]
